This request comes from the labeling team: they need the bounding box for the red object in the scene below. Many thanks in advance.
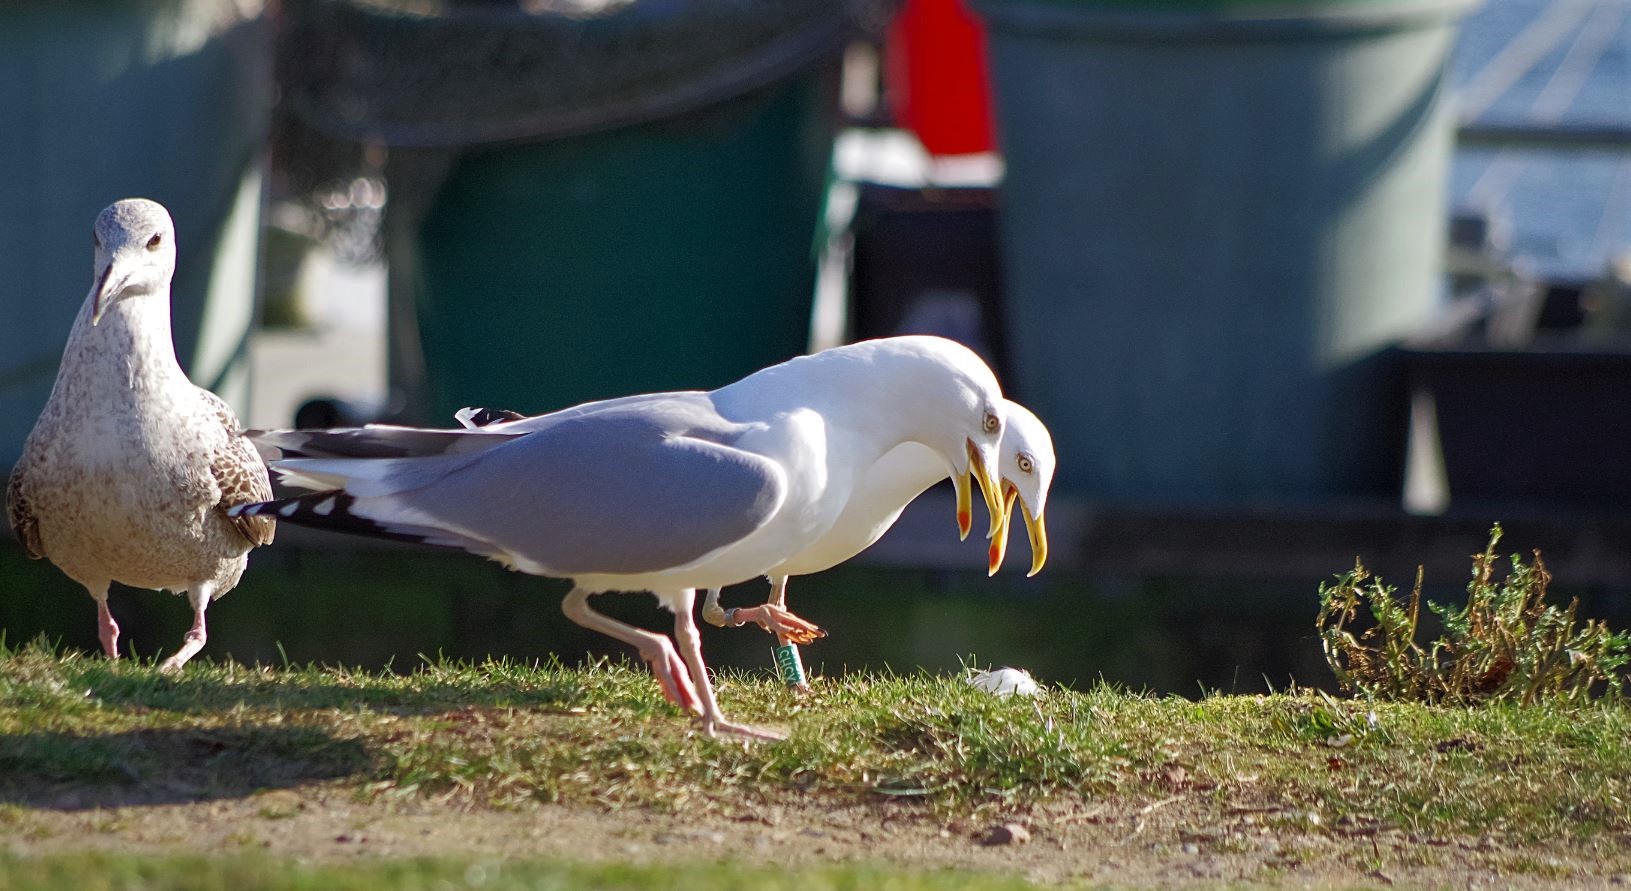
[886,0,998,157]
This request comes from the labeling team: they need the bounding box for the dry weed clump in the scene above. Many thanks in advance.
[1317,526,1629,704]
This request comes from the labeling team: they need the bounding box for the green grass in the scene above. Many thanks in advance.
[0,852,1038,891]
[1,640,1628,841]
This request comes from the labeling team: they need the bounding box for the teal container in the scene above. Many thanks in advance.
[0,1,270,468]
[974,0,1476,503]
[277,1,855,420]
[412,68,837,418]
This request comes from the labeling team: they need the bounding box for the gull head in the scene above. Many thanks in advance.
[878,336,1007,545]
[988,401,1055,578]
[89,198,176,326]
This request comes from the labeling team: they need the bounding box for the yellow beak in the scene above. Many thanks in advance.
[954,472,974,541]
[967,439,1005,541]
[988,483,1020,576]
[1021,499,1048,577]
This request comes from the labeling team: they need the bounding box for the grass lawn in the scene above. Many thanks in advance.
[1,641,1628,887]
[0,852,1039,891]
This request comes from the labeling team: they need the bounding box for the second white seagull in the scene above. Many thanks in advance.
[235,336,1008,740]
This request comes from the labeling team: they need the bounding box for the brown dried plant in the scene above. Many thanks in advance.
[1317,526,1628,704]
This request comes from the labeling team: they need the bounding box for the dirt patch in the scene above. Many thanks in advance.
[7,785,1629,887]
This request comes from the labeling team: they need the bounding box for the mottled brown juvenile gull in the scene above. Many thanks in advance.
[235,336,1008,740]
[6,199,275,672]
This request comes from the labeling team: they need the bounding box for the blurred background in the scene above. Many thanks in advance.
[2,0,1627,694]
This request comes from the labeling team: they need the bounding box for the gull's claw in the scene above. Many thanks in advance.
[725,603,826,645]
[701,717,788,741]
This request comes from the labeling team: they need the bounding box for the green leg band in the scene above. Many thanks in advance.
[773,642,806,687]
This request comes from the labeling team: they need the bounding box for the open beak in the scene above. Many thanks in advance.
[967,439,1005,541]
[90,262,121,326]
[1020,498,1048,577]
[953,472,974,541]
[988,482,1020,576]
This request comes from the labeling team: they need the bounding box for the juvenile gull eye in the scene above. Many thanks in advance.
[146,233,162,251]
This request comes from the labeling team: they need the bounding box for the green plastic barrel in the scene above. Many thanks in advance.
[974,0,1476,503]
[277,0,861,420]
[0,1,270,467]
[413,68,837,418]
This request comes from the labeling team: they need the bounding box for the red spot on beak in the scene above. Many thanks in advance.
[958,509,972,536]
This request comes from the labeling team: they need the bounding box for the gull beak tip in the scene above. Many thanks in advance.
[953,471,975,541]
[1022,506,1048,578]
[987,484,1017,576]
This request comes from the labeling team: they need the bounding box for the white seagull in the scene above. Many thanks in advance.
[700,400,1055,649]
[6,199,276,671]
[234,336,1007,739]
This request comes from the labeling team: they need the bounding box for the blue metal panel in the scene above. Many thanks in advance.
[976,0,1477,503]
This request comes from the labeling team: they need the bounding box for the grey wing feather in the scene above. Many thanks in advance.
[5,461,43,559]
[250,425,525,460]
[450,391,708,437]
[197,388,276,547]
[257,392,697,460]
[390,404,785,576]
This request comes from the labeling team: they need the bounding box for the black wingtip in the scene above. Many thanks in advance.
[459,406,526,428]
[232,491,446,548]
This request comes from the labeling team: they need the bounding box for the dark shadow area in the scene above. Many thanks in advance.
[0,726,374,811]
[63,662,586,717]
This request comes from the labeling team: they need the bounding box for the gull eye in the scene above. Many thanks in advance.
[982,412,1000,434]
[146,233,163,251]
[1016,454,1035,474]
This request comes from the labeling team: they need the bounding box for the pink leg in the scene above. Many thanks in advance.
[562,586,701,715]
[670,589,784,741]
[700,587,731,627]
[159,584,213,674]
[90,585,119,660]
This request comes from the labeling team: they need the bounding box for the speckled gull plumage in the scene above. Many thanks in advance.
[6,199,274,672]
